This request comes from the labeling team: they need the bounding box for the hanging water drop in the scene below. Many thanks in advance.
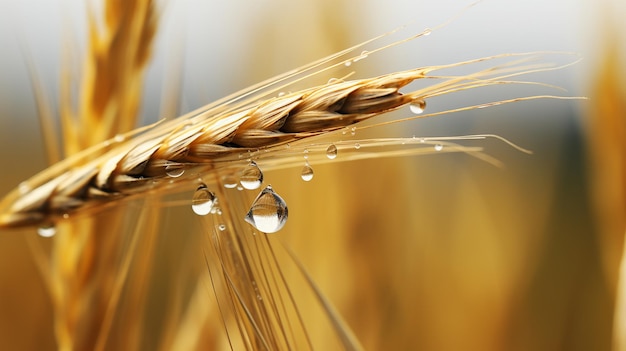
[326,144,338,159]
[192,184,216,216]
[165,163,185,178]
[37,224,56,238]
[409,99,426,114]
[240,161,263,190]
[245,185,288,234]
[303,149,309,160]
[350,127,356,136]
[301,163,314,182]
[434,144,444,151]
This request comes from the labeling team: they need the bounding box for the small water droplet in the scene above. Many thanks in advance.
[301,163,314,181]
[37,224,56,238]
[114,134,125,142]
[192,184,216,216]
[18,182,30,194]
[409,99,426,114]
[223,175,238,188]
[278,91,286,97]
[419,138,426,143]
[240,161,263,190]
[354,143,361,149]
[350,127,356,136]
[326,144,338,159]
[245,186,288,234]
[165,164,185,178]
[434,144,444,151]
[62,213,69,219]
[353,50,369,62]
[423,27,432,36]
[303,149,309,160]
[218,224,226,231]
[328,77,341,84]
[344,60,352,67]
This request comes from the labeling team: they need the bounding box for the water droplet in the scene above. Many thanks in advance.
[62,213,69,219]
[423,27,432,36]
[218,224,226,231]
[344,60,352,67]
[301,163,314,181]
[328,77,341,84]
[192,184,216,216]
[223,175,238,188]
[419,138,426,143]
[326,144,338,159]
[350,127,356,136]
[37,224,56,238]
[434,144,444,151]
[303,149,309,160]
[409,99,426,114]
[240,161,263,190]
[353,50,369,62]
[18,182,30,195]
[165,164,185,178]
[245,186,288,234]
[278,91,286,97]
[354,143,361,149]
[114,134,125,142]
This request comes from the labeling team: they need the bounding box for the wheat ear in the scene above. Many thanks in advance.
[0,52,578,230]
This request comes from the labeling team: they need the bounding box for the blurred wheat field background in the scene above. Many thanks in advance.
[0,0,623,350]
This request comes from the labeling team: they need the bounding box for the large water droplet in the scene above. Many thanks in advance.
[37,224,56,238]
[245,186,288,234]
[192,184,216,215]
[409,99,426,114]
[301,163,314,181]
[240,161,263,190]
[165,163,185,178]
[326,144,338,159]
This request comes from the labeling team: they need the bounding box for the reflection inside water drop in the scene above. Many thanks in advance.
[240,161,263,190]
[192,184,216,216]
[245,186,288,234]
[37,224,56,238]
